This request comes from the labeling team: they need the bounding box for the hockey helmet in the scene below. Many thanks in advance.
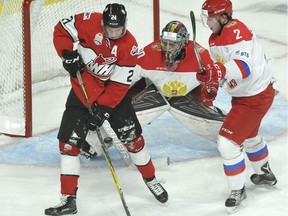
[201,0,233,17]
[160,21,190,68]
[103,3,127,39]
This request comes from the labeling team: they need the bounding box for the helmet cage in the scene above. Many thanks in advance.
[160,21,189,68]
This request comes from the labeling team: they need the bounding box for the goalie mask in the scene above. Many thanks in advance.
[103,3,127,40]
[160,21,190,68]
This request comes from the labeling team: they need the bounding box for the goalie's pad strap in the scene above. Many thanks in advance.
[168,93,225,122]
[132,84,170,112]
[132,84,170,126]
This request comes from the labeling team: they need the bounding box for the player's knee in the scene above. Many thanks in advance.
[243,136,263,149]
[244,136,268,161]
[217,135,242,160]
[59,142,80,156]
[124,135,145,153]
[117,122,141,144]
[125,135,151,166]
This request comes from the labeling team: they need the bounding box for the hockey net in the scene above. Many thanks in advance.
[0,0,159,137]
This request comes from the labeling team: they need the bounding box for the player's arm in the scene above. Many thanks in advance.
[97,42,138,108]
[223,40,253,81]
[200,25,254,84]
[53,13,86,56]
[96,66,132,108]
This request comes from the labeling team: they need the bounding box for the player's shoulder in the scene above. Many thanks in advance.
[115,30,138,55]
[210,19,253,46]
[186,40,208,53]
[223,19,253,40]
[144,41,161,53]
[136,40,162,68]
[224,19,251,32]
[121,30,138,45]
[75,11,102,21]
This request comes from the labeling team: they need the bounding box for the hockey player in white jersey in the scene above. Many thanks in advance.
[199,0,278,213]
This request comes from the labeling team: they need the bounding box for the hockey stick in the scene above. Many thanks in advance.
[76,71,132,216]
[190,10,212,94]
[190,10,205,74]
[102,121,133,167]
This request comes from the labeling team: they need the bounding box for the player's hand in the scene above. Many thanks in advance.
[62,50,85,77]
[200,82,219,102]
[197,62,226,84]
[87,104,112,130]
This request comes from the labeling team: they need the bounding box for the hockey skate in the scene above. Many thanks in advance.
[143,176,168,203]
[80,141,98,160]
[250,162,277,186]
[225,186,247,214]
[44,195,77,215]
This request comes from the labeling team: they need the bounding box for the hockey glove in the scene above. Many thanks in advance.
[196,62,226,84]
[200,82,219,102]
[87,104,112,130]
[62,50,85,78]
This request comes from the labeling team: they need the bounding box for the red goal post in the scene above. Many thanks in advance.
[0,0,160,137]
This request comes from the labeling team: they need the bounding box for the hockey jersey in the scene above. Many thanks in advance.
[132,40,214,97]
[53,12,138,108]
[209,19,272,97]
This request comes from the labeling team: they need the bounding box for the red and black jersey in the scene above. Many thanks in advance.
[53,12,138,108]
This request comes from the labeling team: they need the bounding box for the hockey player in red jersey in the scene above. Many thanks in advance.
[130,20,225,141]
[45,3,167,216]
[198,0,277,213]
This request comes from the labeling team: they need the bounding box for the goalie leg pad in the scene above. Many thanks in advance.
[132,84,170,127]
[169,107,222,142]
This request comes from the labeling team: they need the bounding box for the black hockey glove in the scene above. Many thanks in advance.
[88,104,112,130]
[62,50,85,78]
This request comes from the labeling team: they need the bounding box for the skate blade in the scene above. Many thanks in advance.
[226,202,244,214]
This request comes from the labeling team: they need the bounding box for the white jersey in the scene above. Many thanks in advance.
[208,19,273,97]
[132,41,214,97]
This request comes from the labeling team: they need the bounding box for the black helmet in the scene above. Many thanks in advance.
[103,3,127,39]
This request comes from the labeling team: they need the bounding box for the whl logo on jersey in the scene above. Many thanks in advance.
[86,53,117,81]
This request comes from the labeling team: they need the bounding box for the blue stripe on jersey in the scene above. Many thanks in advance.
[234,60,251,78]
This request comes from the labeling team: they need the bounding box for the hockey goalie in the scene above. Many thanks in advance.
[82,20,225,160]
[130,20,225,139]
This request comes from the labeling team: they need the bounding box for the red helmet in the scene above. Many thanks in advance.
[202,0,233,17]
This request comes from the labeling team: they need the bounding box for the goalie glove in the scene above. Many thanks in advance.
[197,62,226,84]
[200,82,219,103]
[62,50,85,78]
[87,104,112,130]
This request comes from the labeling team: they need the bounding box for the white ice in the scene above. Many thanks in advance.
[0,0,287,216]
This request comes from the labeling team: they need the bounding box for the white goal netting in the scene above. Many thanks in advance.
[0,0,155,136]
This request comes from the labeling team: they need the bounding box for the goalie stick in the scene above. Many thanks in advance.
[76,71,132,216]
